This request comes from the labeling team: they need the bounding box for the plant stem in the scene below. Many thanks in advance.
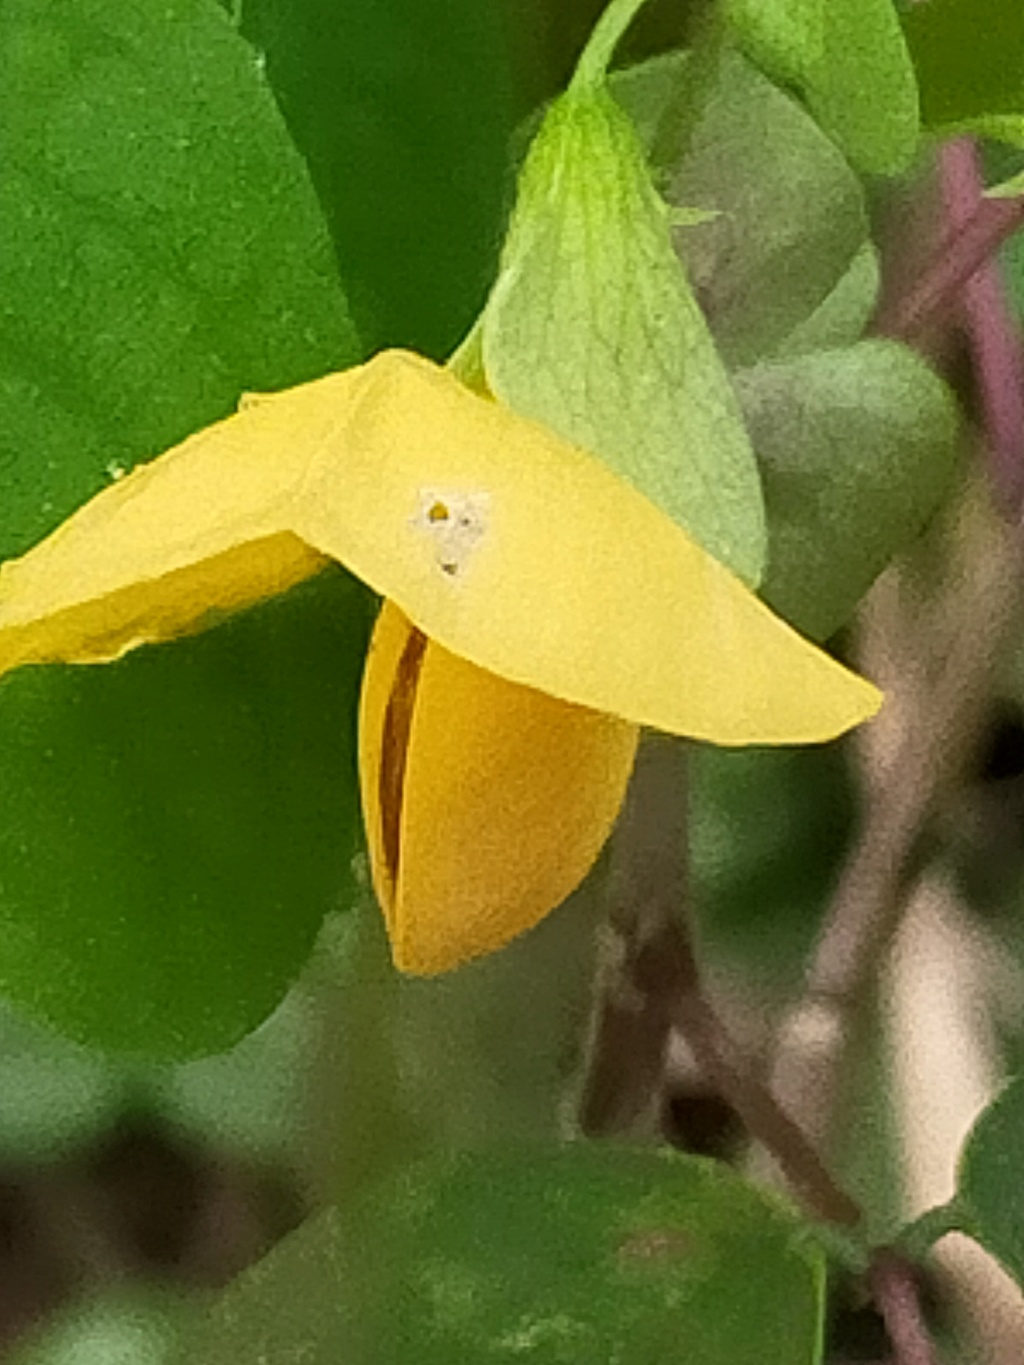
[896,1201,965,1263]
[599,734,861,1226]
[869,1252,940,1365]
[596,736,945,1359]
[569,0,651,92]
[939,138,1024,516]
[872,182,1024,354]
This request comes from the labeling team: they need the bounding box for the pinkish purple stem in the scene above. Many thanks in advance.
[941,139,1024,515]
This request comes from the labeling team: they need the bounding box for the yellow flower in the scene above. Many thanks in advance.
[0,350,881,972]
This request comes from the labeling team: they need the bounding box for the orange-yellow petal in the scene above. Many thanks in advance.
[0,349,881,744]
[360,600,639,974]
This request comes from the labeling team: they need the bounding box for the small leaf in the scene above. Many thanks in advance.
[772,244,880,358]
[726,0,920,176]
[902,0,1024,135]
[613,50,871,368]
[480,84,767,586]
[986,168,1024,199]
[957,1075,1024,1286]
[734,340,961,640]
[183,1147,826,1365]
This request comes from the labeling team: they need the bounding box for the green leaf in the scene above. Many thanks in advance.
[237,0,520,357]
[726,0,920,176]
[0,571,371,1059]
[614,50,871,368]
[772,244,880,358]
[184,1147,826,1365]
[722,0,824,90]
[987,166,1024,199]
[902,0,1024,134]
[733,340,961,640]
[0,0,360,561]
[481,84,767,586]
[0,0,371,1057]
[957,1075,1024,1286]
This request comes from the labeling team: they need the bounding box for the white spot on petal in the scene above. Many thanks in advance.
[413,488,489,579]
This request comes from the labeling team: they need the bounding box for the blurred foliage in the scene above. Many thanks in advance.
[956,1076,1024,1288]
[7,1291,189,1365]
[738,341,960,641]
[902,0,1024,134]
[617,48,870,367]
[689,743,854,992]
[724,0,919,175]
[182,1147,824,1365]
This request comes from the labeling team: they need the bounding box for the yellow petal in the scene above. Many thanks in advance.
[0,349,881,743]
[299,353,881,743]
[360,601,639,974]
[0,376,351,672]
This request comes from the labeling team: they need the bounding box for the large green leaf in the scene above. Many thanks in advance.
[183,1147,826,1365]
[725,0,919,175]
[0,0,360,559]
[733,340,961,640]
[613,50,871,368]
[956,1075,1024,1287]
[237,0,520,357]
[481,81,767,586]
[0,571,371,1059]
[0,0,371,1057]
[902,0,1024,133]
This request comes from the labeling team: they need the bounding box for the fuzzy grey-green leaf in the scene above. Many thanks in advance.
[613,50,871,368]
[735,341,961,639]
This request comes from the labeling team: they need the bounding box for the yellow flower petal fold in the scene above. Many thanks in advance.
[360,601,639,974]
[0,348,880,744]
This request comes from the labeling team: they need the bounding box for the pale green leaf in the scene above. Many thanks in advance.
[482,85,766,585]
[727,0,920,175]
